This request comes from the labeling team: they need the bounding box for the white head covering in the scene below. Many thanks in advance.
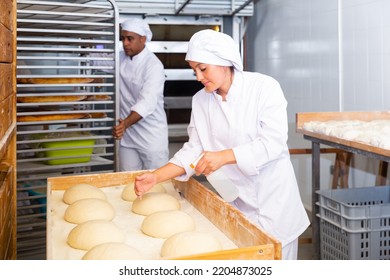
[185,29,243,71]
[121,18,153,42]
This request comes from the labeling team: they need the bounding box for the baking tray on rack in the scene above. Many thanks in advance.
[47,171,281,260]
[296,111,390,157]
[17,78,94,84]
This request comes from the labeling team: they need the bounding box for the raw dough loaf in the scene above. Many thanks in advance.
[161,231,222,258]
[121,182,166,202]
[82,242,144,260]
[67,220,125,251]
[131,192,180,216]
[141,210,195,238]
[63,183,106,205]
[64,198,115,224]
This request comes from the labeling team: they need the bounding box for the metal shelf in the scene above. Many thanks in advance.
[114,0,254,16]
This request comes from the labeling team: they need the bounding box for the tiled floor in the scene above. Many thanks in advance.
[298,222,315,260]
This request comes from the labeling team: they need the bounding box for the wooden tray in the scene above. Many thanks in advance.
[296,111,390,157]
[47,171,281,260]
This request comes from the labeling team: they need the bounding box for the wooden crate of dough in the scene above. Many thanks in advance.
[47,171,281,260]
[296,111,390,157]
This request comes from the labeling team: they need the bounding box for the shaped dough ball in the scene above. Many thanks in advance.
[141,210,195,238]
[64,198,115,224]
[63,183,106,205]
[121,182,166,202]
[67,220,125,250]
[82,242,144,260]
[132,192,180,216]
[161,231,222,258]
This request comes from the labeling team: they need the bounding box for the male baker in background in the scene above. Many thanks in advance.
[112,18,169,171]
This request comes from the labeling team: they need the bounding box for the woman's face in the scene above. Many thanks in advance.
[188,61,231,94]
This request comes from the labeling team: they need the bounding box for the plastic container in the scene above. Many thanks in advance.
[205,170,239,202]
[316,186,390,260]
[40,139,95,165]
[190,154,239,202]
[20,180,47,214]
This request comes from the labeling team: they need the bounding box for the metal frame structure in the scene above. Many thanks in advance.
[113,0,254,16]
[15,0,119,259]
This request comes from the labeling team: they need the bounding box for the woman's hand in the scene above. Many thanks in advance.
[134,172,157,197]
[194,150,236,176]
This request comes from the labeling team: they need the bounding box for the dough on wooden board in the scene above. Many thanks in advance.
[141,210,195,238]
[64,198,115,224]
[161,231,222,258]
[67,220,125,250]
[82,242,144,260]
[121,182,166,202]
[131,192,180,216]
[63,183,106,205]
[302,119,390,150]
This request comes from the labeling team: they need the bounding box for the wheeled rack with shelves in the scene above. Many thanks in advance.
[15,0,119,259]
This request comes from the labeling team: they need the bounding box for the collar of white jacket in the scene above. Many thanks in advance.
[121,18,152,42]
[185,29,243,71]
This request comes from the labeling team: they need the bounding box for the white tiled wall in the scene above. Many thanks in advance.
[247,0,340,118]
[246,0,390,210]
[341,0,390,111]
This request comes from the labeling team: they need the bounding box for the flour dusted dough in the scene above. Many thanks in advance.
[141,210,195,238]
[82,242,144,260]
[67,220,125,250]
[121,182,166,202]
[131,192,180,216]
[303,119,390,149]
[63,183,106,205]
[161,231,222,258]
[64,198,115,224]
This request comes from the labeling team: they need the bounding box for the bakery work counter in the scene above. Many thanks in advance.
[296,111,390,259]
[47,171,281,260]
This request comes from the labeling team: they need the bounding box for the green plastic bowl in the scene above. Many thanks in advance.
[40,139,95,165]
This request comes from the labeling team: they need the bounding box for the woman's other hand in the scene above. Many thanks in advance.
[134,172,157,197]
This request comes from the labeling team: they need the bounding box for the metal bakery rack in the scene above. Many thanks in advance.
[15,0,119,259]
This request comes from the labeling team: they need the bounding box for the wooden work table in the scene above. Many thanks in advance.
[296,111,390,259]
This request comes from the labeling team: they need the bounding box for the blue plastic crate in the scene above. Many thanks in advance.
[316,186,390,260]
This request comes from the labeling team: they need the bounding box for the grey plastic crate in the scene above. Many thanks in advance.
[316,186,390,260]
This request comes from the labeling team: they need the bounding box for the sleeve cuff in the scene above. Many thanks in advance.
[233,144,259,176]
